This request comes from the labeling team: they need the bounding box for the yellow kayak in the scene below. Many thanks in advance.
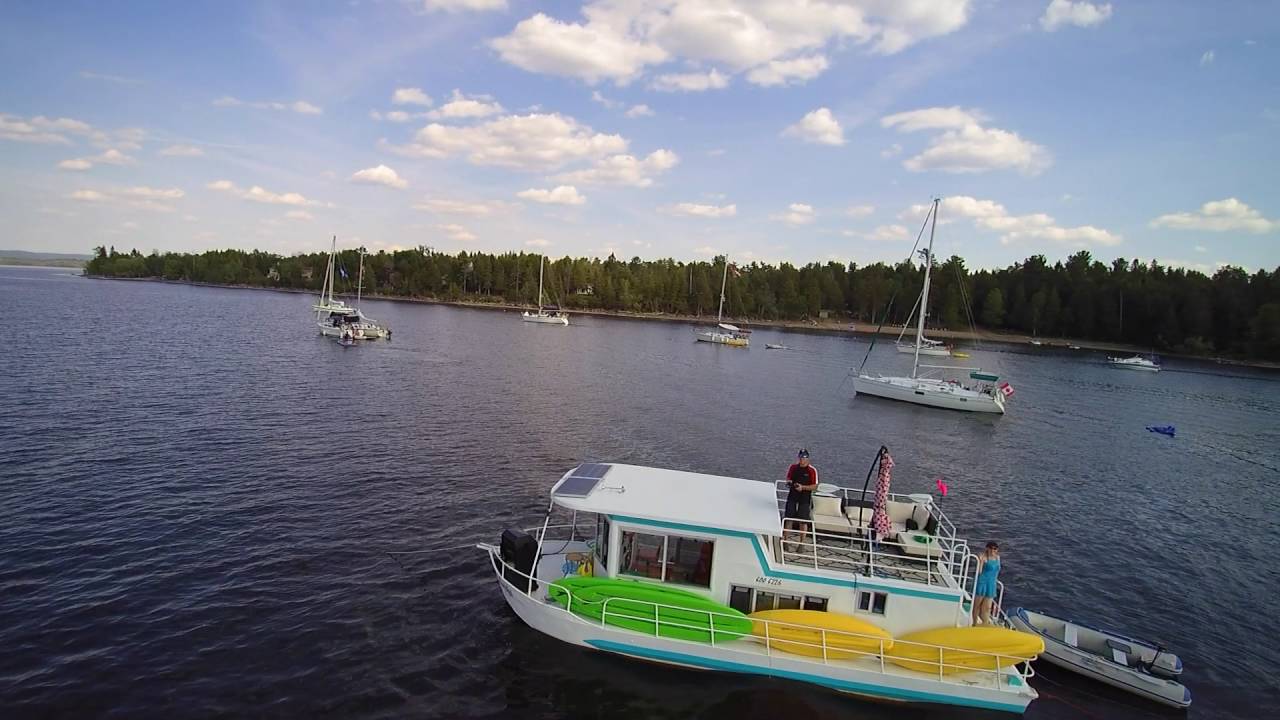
[750,609,892,660]
[953,351,971,358]
[886,626,1044,674]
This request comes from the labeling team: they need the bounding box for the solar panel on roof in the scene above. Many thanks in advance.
[553,463,612,498]
[571,463,611,479]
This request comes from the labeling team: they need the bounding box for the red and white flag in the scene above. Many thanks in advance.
[998,382,1015,398]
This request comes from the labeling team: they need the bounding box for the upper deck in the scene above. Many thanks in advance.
[548,463,985,599]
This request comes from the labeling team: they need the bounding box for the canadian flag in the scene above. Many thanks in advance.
[998,382,1015,398]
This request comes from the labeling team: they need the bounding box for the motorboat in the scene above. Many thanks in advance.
[896,337,951,357]
[853,200,1012,414]
[479,450,1045,714]
[1010,608,1190,709]
[695,256,748,347]
[522,254,569,325]
[1107,355,1159,372]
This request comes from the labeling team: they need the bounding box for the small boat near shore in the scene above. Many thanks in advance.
[765,343,790,350]
[522,255,570,325]
[1108,355,1160,372]
[1010,608,1190,709]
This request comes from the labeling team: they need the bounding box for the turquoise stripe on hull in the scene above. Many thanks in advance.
[585,639,1028,714]
[610,515,961,602]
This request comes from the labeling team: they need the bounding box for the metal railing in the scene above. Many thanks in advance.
[486,549,1035,692]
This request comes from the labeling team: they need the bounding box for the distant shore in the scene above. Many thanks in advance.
[82,274,1280,370]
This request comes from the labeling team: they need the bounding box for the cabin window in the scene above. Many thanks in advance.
[804,596,828,612]
[857,590,888,615]
[618,530,713,587]
[620,531,665,579]
[595,515,611,572]
[729,585,753,614]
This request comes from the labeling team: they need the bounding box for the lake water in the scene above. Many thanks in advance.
[1,266,1277,720]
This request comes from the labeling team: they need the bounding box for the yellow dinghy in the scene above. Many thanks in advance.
[750,610,893,660]
[886,626,1044,674]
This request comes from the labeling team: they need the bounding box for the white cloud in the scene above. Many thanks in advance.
[285,210,313,221]
[393,87,434,106]
[783,107,845,146]
[426,89,505,120]
[525,238,551,247]
[1194,245,1207,253]
[424,0,507,12]
[553,148,678,187]
[517,185,587,205]
[1150,198,1276,234]
[664,202,737,218]
[591,90,622,109]
[880,143,903,158]
[386,112,628,171]
[413,198,511,216]
[1199,50,1215,67]
[492,2,971,88]
[350,164,408,189]
[491,12,669,85]
[437,223,477,242]
[68,185,185,212]
[79,70,143,85]
[746,55,829,87]
[693,245,720,257]
[625,104,654,118]
[772,203,815,225]
[0,113,97,145]
[911,195,1122,248]
[57,148,135,170]
[847,224,909,241]
[159,144,204,157]
[212,96,323,114]
[882,106,1050,175]
[1040,0,1113,32]
[845,204,875,218]
[651,69,729,92]
[207,179,320,206]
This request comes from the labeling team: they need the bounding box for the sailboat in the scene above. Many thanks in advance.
[522,254,569,325]
[853,200,1011,414]
[893,296,952,357]
[695,256,749,347]
[313,237,387,340]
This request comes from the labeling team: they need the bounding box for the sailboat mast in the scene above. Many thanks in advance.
[913,199,939,379]
[717,256,729,323]
[327,235,337,305]
[537,254,545,313]
[357,247,364,306]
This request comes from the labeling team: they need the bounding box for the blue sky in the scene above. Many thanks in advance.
[2,0,1277,272]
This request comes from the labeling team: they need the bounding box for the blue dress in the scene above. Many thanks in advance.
[975,557,1000,598]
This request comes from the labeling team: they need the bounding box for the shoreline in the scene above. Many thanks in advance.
[82,274,1280,370]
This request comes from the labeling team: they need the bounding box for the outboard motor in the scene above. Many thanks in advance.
[500,528,538,592]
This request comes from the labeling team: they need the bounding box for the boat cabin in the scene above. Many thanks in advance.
[540,463,989,637]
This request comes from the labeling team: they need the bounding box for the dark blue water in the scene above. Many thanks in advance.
[1,266,1277,719]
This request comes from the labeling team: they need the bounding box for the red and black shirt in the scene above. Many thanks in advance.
[786,463,817,491]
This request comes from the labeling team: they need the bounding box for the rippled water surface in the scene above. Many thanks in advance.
[2,267,1277,720]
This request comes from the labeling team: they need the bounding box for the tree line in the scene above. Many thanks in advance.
[85,245,1280,360]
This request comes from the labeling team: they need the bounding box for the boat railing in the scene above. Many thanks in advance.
[776,482,962,548]
[775,522,969,590]
[964,552,1011,627]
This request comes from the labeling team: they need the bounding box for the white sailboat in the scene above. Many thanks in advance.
[853,200,1010,414]
[313,237,387,340]
[696,256,749,347]
[522,254,569,325]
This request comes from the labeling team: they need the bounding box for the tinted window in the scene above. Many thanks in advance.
[665,536,713,587]
[619,531,665,579]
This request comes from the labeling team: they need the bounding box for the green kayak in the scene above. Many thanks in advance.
[548,576,751,643]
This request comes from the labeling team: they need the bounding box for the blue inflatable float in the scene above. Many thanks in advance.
[1146,425,1176,438]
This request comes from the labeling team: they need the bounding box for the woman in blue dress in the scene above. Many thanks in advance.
[972,541,1001,626]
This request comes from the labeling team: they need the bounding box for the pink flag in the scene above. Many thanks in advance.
[935,477,949,497]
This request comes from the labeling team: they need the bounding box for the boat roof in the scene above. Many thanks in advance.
[550,463,783,536]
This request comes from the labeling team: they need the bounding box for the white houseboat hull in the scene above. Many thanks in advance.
[854,375,1005,414]
[1107,360,1159,372]
[696,332,749,347]
[489,549,1033,715]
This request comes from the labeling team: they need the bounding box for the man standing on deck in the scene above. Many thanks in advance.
[784,449,818,550]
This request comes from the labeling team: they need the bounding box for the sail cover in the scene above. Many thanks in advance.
[719,323,740,332]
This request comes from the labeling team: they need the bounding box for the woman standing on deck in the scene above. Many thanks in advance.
[972,542,1001,625]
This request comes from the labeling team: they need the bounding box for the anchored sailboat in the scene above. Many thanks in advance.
[696,256,749,347]
[853,200,1011,414]
[522,254,569,325]
[313,237,387,340]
